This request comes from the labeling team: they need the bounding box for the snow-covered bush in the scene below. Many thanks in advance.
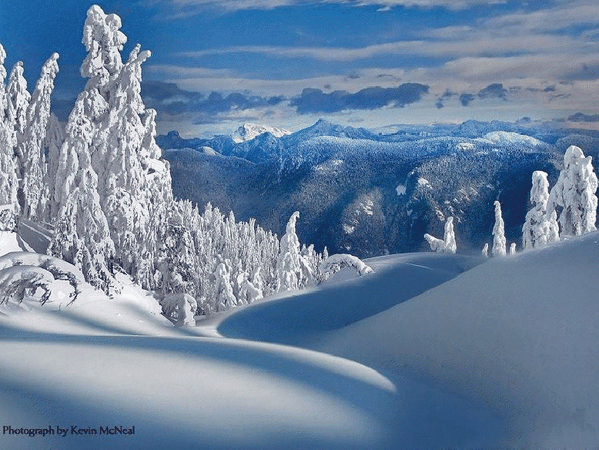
[424,216,457,254]
[318,253,373,283]
[159,293,197,327]
[548,145,598,238]
[0,252,84,307]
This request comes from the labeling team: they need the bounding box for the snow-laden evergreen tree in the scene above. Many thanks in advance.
[424,216,456,254]
[276,211,308,291]
[509,243,516,255]
[99,44,172,282]
[19,53,59,219]
[481,243,489,257]
[548,145,598,238]
[6,61,31,216]
[39,113,65,221]
[155,201,197,296]
[48,5,173,293]
[47,93,117,293]
[522,170,559,249]
[492,201,506,257]
[239,274,263,305]
[214,262,237,312]
[444,217,457,254]
[6,61,30,143]
[0,44,19,230]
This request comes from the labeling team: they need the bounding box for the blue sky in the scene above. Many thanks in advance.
[1,0,599,137]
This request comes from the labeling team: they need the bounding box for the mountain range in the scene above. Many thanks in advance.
[158,119,599,258]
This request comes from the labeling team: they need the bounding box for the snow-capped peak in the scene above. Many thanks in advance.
[232,123,291,143]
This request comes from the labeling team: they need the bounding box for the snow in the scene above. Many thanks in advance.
[232,123,291,143]
[481,131,544,147]
[457,142,475,151]
[395,183,406,196]
[2,229,599,448]
[0,231,23,255]
[416,177,430,188]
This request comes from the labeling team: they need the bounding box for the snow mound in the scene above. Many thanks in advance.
[0,231,24,256]
[217,253,484,346]
[232,123,291,143]
[321,232,599,448]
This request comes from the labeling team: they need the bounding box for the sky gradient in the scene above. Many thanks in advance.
[1,0,598,137]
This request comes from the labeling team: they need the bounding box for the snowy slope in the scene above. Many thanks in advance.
[0,232,505,449]
[216,233,599,448]
[320,233,599,448]
[3,230,598,448]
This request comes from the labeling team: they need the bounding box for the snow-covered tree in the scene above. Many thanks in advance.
[47,92,117,293]
[0,45,19,229]
[548,145,598,238]
[522,170,559,250]
[5,61,31,218]
[492,201,506,257]
[238,276,263,305]
[509,243,516,255]
[276,211,305,291]
[39,113,65,221]
[481,243,489,257]
[214,262,237,312]
[19,53,59,219]
[424,216,456,254]
[444,217,457,254]
[6,61,30,141]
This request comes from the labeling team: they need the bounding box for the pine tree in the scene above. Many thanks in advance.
[48,92,117,293]
[19,53,59,219]
[443,216,457,254]
[548,146,598,238]
[39,113,65,221]
[492,201,506,257]
[522,171,559,249]
[214,262,237,312]
[276,211,303,291]
[6,61,30,216]
[424,216,457,254]
[0,44,19,229]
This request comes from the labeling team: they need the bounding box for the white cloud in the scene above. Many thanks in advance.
[180,32,584,62]
[165,0,516,13]
[146,64,408,96]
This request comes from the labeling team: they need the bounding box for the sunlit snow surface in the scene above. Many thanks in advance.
[2,231,599,448]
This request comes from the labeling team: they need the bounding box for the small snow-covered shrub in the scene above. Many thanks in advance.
[159,293,197,327]
[318,253,373,283]
[0,206,17,232]
[0,251,84,307]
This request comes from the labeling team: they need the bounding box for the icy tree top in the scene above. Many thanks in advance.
[81,5,127,86]
[530,171,550,208]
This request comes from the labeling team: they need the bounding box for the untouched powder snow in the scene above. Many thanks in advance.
[215,233,599,447]
[3,230,599,448]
